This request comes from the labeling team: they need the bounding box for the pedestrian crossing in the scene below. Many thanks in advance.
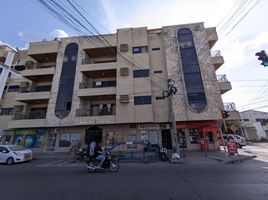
[36,159,86,167]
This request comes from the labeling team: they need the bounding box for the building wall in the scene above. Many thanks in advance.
[162,23,223,122]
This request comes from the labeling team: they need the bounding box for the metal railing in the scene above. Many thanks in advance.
[25,62,56,70]
[81,57,117,65]
[76,107,116,117]
[13,110,47,120]
[216,74,228,82]
[211,50,222,57]
[79,80,116,89]
[20,85,51,93]
[224,102,237,112]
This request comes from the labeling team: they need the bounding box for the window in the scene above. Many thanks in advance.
[189,129,199,144]
[127,131,137,149]
[133,69,150,78]
[0,108,13,115]
[178,28,207,111]
[152,47,160,51]
[0,147,9,153]
[132,46,148,54]
[154,70,162,74]
[7,85,20,92]
[243,119,249,122]
[59,133,80,147]
[206,132,213,143]
[134,96,152,105]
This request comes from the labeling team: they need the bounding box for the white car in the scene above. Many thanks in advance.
[0,145,33,165]
[221,134,247,148]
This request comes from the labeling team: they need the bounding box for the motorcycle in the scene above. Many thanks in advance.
[73,148,88,162]
[86,151,119,172]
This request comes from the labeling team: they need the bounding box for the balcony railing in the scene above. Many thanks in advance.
[224,102,236,112]
[211,50,222,57]
[216,74,228,82]
[79,80,116,89]
[13,111,47,120]
[25,61,56,70]
[76,107,116,117]
[81,57,117,65]
[20,85,52,93]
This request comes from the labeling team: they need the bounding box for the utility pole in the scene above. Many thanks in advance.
[0,52,15,98]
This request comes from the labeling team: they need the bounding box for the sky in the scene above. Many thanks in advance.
[1,0,268,112]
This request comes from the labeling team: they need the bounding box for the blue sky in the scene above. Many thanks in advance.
[1,0,268,112]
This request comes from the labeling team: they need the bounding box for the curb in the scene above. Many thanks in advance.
[208,155,257,164]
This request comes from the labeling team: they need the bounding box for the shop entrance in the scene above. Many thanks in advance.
[85,126,102,144]
[161,129,172,149]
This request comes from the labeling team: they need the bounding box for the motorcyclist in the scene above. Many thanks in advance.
[87,141,105,169]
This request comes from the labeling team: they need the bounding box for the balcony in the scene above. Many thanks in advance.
[28,40,59,55]
[224,102,240,120]
[211,50,224,71]
[74,107,116,125]
[22,62,56,82]
[217,74,232,94]
[8,111,47,129]
[78,81,116,97]
[15,86,51,103]
[206,27,218,49]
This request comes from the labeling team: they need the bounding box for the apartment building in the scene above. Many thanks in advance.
[240,110,268,140]
[0,22,231,152]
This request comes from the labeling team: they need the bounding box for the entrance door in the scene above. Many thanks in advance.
[85,127,102,144]
[161,129,172,149]
[47,133,57,151]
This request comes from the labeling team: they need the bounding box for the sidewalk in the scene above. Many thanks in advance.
[33,152,73,160]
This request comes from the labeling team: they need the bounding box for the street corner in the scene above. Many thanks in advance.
[222,155,257,164]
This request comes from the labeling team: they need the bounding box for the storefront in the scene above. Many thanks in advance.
[176,121,220,151]
[12,128,48,152]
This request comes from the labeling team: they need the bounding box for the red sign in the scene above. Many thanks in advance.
[227,142,238,154]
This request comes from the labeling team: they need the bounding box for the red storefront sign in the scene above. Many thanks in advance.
[227,142,238,154]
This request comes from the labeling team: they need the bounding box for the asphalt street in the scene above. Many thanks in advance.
[1,151,268,200]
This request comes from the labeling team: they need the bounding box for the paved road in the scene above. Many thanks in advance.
[1,153,268,200]
[242,143,268,162]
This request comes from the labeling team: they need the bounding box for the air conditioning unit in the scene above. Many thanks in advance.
[120,95,129,103]
[120,67,129,76]
[161,124,170,129]
[25,60,35,69]
[14,105,24,112]
[120,44,129,52]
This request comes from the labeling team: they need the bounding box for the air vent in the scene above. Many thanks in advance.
[120,95,129,103]
[120,67,129,76]
[120,44,129,52]
[161,124,170,129]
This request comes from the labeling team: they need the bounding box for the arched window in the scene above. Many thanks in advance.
[55,43,78,118]
[177,28,207,111]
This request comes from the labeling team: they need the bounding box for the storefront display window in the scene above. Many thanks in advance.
[140,130,149,142]
[59,133,80,147]
[148,130,158,144]
[206,132,213,143]
[24,134,36,148]
[189,129,199,144]
[127,131,137,149]
[14,135,23,145]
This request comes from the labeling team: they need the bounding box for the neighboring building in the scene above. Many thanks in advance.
[240,110,268,140]
[0,22,231,152]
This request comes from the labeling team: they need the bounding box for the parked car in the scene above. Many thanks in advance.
[220,134,246,148]
[0,145,33,165]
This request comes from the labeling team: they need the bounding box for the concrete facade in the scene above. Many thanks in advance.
[0,22,230,152]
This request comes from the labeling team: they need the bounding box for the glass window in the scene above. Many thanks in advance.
[154,70,162,74]
[177,28,207,111]
[152,48,160,51]
[70,133,80,147]
[206,132,213,143]
[134,96,152,105]
[148,130,158,144]
[59,133,71,147]
[132,46,148,54]
[140,130,149,142]
[133,69,150,78]
[189,129,199,144]
[0,108,13,115]
[127,131,137,149]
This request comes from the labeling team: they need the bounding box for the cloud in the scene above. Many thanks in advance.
[48,29,68,38]
[18,29,69,42]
